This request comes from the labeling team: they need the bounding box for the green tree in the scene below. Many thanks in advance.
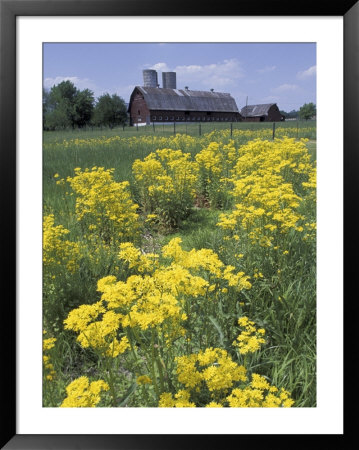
[43,81,77,130]
[94,93,127,129]
[44,103,72,130]
[280,109,298,119]
[43,88,53,130]
[43,80,95,130]
[298,103,316,121]
[74,89,95,128]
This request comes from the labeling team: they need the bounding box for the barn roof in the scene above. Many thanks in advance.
[131,86,240,113]
[240,104,276,117]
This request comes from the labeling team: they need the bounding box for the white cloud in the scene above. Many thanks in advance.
[257,65,276,74]
[297,65,316,79]
[271,84,299,93]
[145,58,245,90]
[43,76,97,92]
[149,62,170,72]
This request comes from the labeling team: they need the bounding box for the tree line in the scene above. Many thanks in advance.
[43,80,128,130]
[280,103,316,121]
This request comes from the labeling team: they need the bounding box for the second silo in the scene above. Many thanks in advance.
[143,69,158,88]
[162,72,177,89]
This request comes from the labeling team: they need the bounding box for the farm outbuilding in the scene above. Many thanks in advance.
[128,70,242,125]
[240,103,285,122]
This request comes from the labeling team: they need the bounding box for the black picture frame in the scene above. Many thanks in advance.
[1,0,356,448]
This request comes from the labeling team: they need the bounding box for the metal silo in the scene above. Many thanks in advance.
[162,72,177,89]
[143,69,158,88]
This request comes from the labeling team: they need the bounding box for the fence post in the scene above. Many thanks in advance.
[230,122,233,137]
[174,121,176,136]
[199,123,201,136]
[153,122,155,133]
[272,122,275,140]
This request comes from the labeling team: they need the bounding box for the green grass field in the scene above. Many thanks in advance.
[44,119,316,141]
[43,122,317,408]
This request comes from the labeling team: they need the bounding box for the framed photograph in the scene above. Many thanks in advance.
[1,0,356,448]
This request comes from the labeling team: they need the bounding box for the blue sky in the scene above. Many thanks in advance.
[43,43,316,112]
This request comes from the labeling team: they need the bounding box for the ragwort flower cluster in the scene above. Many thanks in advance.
[43,335,57,382]
[60,376,109,407]
[43,214,80,277]
[195,140,238,207]
[159,346,294,408]
[132,148,198,228]
[217,138,316,247]
[63,237,254,402]
[67,167,140,244]
[233,316,266,354]
[63,301,130,358]
[226,373,294,407]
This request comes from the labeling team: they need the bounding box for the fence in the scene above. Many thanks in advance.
[130,119,316,140]
[49,120,317,142]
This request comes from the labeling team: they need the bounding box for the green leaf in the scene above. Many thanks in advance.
[117,382,137,407]
[209,316,225,347]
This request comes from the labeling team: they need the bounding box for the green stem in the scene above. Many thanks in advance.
[102,355,117,407]
[45,378,55,406]
[125,328,140,363]
[243,354,248,371]
[141,384,151,407]
[149,329,161,399]
[153,340,165,392]
[107,365,118,407]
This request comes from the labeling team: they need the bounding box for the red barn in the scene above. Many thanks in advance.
[128,70,241,125]
[240,103,285,122]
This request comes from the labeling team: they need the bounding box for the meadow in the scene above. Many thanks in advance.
[43,121,316,408]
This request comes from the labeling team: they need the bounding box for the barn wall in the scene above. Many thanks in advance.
[130,91,151,125]
[241,104,284,122]
[148,110,241,122]
[243,117,261,122]
[267,104,284,122]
